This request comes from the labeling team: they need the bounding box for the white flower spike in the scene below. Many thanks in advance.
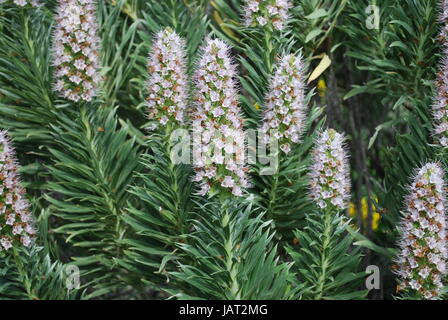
[394,163,447,300]
[52,0,102,102]
[191,38,250,197]
[309,129,351,211]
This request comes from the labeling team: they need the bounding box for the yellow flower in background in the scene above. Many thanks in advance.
[349,196,381,231]
[317,79,327,98]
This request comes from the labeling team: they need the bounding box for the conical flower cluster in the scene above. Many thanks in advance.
[0,131,36,251]
[260,54,307,154]
[146,28,189,130]
[192,39,250,197]
[52,0,102,102]
[243,0,292,31]
[433,1,448,147]
[394,163,447,300]
[309,129,351,210]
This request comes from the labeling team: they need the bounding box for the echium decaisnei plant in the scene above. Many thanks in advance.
[309,129,351,210]
[260,53,307,154]
[0,130,36,251]
[243,0,292,31]
[287,128,366,299]
[394,163,447,300]
[146,28,189,131]
[51,0,102,102]
[0,134,78,300]
[192,38,250,197]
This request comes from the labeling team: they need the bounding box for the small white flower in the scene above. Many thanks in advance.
[146,28,188,130]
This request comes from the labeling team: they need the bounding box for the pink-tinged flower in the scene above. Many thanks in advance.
[191,39,250,197]
[394,163,447,300]
[243,0,292,31]
[146,28,189,129]
[0,130,36,251]
[51,0,102,102]
[260,54,307,154]
[309,129,351,210]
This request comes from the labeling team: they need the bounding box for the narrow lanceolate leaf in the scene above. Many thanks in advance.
[287,212,367,300]
[118,132,195,287]
[45,107,140,297]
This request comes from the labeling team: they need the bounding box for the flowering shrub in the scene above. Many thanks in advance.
[51,0,101,102]
[0,0,447,302]
[260,54,307,154]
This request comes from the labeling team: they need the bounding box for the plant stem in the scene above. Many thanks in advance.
[315,211,332,300]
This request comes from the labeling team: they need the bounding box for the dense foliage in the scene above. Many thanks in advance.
[0,0,447,300]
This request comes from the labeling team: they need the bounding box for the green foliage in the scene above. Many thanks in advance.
[2,0,445,301]
[118,132,195,288]
[168,199,293,300]
[0,6,54,151]
[44,105,140,298]
[252,105,325,241]
[287,212,367,300]
[0,246,79,300]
